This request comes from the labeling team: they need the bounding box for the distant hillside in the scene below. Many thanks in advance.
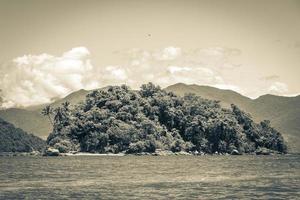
[27,89,90,111]
[166,83,300,152]
[0,89,90,139]
[0,117,46,152]
[0,108,50,139]
[165,83,252,108]
[247,95,300,152]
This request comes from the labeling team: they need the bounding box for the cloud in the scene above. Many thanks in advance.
[261,75,280,81]
[153,46,182,60]
[0,47,98,108]
[119,46,243,86]
[268,82,288,95]
[3,46,293,108]
[167,66,192,74]
[2,46,240,108]
[213,84,242,93]
[178,47,242,71]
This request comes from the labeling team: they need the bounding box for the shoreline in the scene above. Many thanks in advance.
[0,151,289,157]
[62,152,126,156]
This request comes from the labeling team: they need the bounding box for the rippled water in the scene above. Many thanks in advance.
[0,155,299,199]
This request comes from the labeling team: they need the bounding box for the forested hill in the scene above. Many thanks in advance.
[165,83,300,152]
[45,83,287,155]
[0,118,46,152]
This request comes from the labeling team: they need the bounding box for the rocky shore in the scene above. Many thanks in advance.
[0,147,283,157]
[41,147,283,157]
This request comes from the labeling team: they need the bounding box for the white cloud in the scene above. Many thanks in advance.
[162,65,222,86]
[62,46,90,59]
[0,47,98,108]
[117,46,238,89]
[268,82,288,95]
[153,46,182,60]
[167,66,192,74]
[2,46,293,108]
[1,46,242,108]
[104,66,127,81]
[213,84,242,93]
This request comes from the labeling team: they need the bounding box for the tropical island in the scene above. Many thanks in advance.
[43,83,287,156]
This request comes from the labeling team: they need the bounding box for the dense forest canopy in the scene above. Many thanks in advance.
[0,118,46,152]
[45,83,287,154]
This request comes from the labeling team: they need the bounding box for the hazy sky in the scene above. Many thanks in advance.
[0,0,299,107]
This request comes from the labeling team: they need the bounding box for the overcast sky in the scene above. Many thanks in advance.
[0,0,299,108]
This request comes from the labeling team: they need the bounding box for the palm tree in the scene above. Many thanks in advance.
[54,107,65,124]
[41,105,53,125]
[62,101,70,112]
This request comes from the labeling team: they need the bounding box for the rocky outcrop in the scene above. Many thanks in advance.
[44,147,60,156]
[231,149,241,155]
[255,147,273,155]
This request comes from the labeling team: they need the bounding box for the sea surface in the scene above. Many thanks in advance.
[0,154,299,199]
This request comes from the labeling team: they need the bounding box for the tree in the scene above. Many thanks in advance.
[41,105,53,125]
[62,101,70,112]
[46,83,287,154]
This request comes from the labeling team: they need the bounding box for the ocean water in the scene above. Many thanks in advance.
[0,155,299,199]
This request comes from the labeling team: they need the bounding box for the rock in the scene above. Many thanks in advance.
[231,149,241,155]
[175,151,192,155]
[255,147,272,155]
[69,151,78,154]
[44,147,60,156]
[138,152,151,156]
[192,150,199,155]
[30,150,40,156]
[153,149,173,156]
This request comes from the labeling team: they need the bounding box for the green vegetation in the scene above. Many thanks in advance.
[46,83,287,154]
[0,117,46,152]
[166,83,300,152]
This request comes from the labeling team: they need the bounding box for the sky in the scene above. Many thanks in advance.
[0,0,299,108]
